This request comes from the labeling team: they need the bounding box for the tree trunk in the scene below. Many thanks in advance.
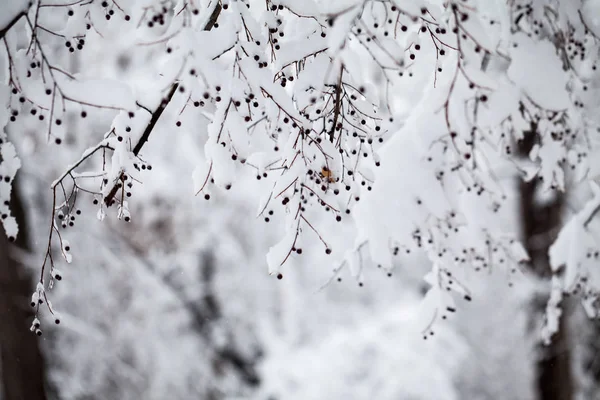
[581,319,600,398]
[0,179,48,400]
[518,124,574,400]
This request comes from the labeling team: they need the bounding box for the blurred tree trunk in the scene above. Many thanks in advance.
[581,319,600,399]
[119,232,261,396]
[0,178,48,400]
[518,123,574,400]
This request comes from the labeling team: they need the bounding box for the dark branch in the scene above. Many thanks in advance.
[0,10,26,41]
[329,66,343,143]
[102,84,177,206]
[204,3,222,31]
[103,4,222,207]
[133,83,179,156]
[584,204,600,228]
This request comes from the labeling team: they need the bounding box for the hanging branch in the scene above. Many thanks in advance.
[329,65,344,143]
[103,83,178,205]
[103,3,222,207]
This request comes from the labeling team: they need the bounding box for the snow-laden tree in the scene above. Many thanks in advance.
[8,49,478,398]
[3,0,600,378]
